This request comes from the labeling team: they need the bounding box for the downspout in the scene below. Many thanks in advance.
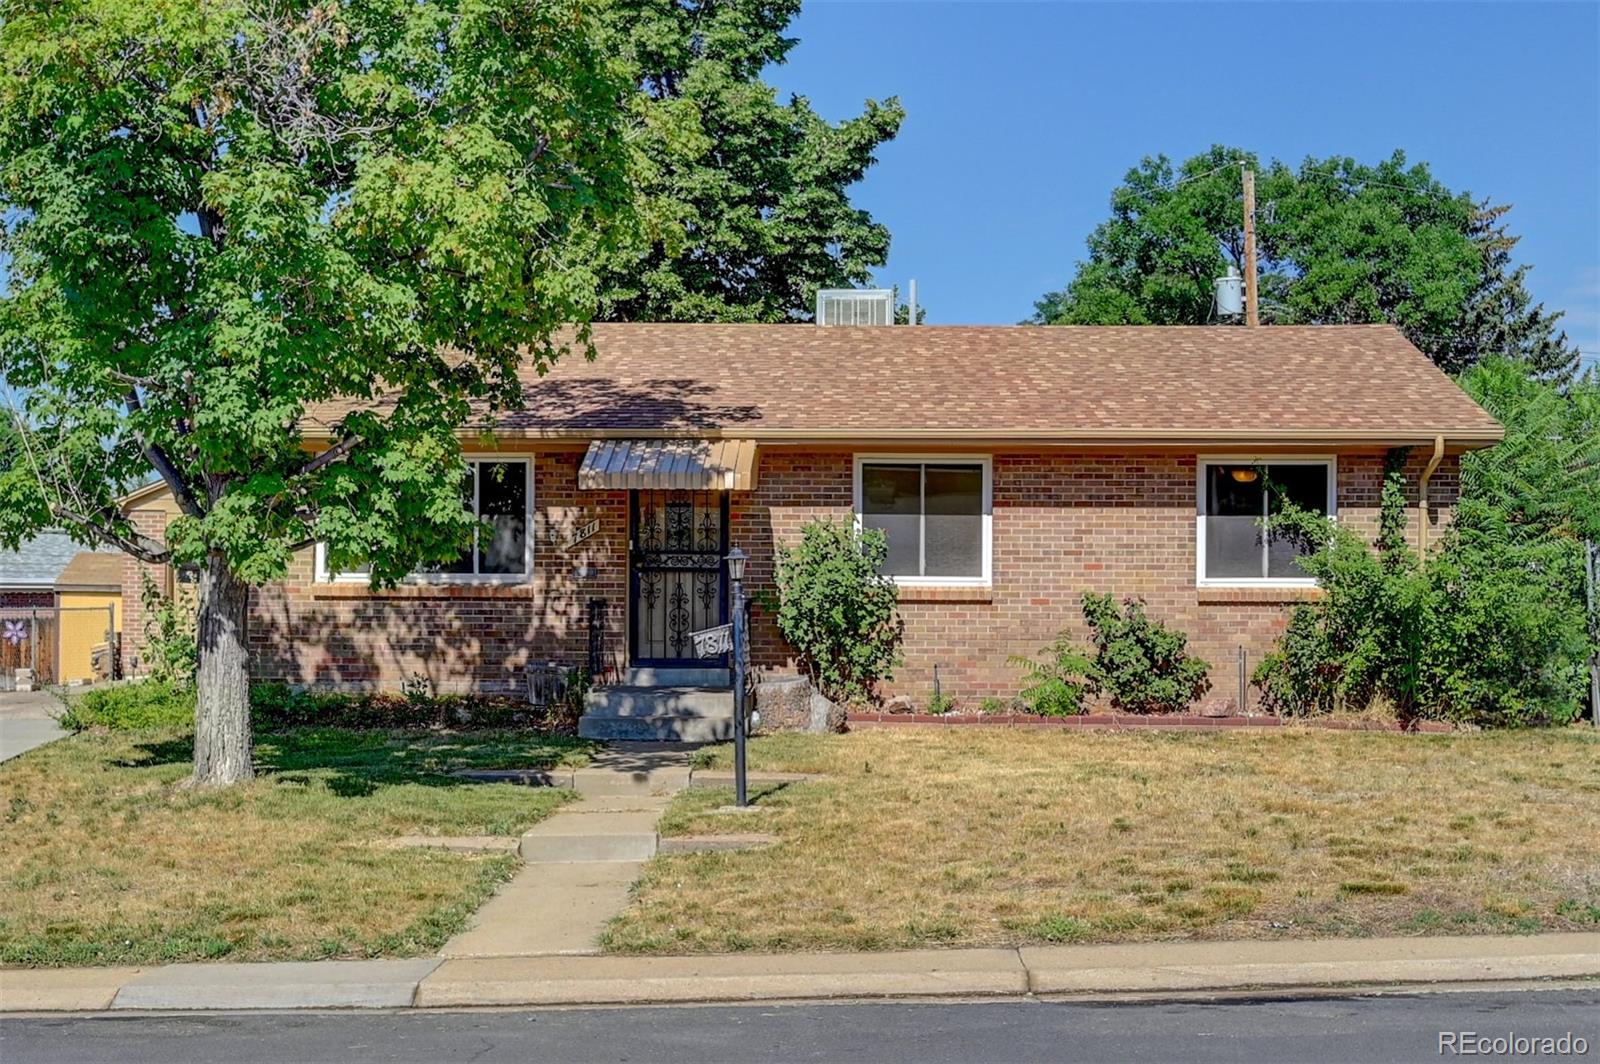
[1417,434,1445,561]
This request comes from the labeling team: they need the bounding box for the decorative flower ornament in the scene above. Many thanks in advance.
[2,620,27,647]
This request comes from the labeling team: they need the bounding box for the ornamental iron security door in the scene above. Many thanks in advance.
[630,490,728,667]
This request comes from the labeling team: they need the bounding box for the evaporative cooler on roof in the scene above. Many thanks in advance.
[815,288,893,326]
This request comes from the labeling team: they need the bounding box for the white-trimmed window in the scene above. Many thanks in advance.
[316,457,533,584]
[1196,457,1335,586]
[854,456,992,586]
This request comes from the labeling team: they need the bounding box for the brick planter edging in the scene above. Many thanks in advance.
[845,712,1455,734]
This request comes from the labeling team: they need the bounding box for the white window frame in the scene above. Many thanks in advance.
[315,455,534,586]
[1195,455,1337,588]
[853,454,993,588]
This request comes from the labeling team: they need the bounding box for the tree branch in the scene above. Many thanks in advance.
[108,368,161,389]
[123,389,206,519]
[51,505,171,565]
[298,433,361,477]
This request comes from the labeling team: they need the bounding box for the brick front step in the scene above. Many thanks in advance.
[846,712,1455,733]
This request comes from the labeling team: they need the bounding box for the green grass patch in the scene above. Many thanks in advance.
[0,725,589,966]
[1338,880,1410,896]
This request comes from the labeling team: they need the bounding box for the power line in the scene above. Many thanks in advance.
[1170,158,1248,188]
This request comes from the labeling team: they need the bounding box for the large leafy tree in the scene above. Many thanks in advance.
[593,0,904,322]
[0,0,635,785]
[1033,146,1580,378]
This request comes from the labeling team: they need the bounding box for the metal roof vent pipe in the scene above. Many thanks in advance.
[1214,266,1244,319]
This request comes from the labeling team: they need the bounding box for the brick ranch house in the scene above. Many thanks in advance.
[119,322,1502,734]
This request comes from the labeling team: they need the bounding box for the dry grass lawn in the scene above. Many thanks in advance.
[604,728,1600,953]
[0,727,591,967]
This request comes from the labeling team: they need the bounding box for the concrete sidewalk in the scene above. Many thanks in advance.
[0,690,67,763]
[3,933,1597,1012]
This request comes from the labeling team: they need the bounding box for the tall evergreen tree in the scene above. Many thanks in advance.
[593,0,904,322]
[1437,202,1580,378]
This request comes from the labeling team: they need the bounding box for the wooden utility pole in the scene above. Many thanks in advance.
[1242,166,1259,327]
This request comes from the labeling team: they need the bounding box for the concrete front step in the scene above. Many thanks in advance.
[584,686,733,716]
[625,666,731,688]
[580,686,734,742]
[579,714,733,743]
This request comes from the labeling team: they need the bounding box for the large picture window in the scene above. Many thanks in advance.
[855,457,991,585]
[1197,458,1335,585]
[316,457,532,583]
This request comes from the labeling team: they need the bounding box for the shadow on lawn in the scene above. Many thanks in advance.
[116,736,194,769]
[114,727,585,799]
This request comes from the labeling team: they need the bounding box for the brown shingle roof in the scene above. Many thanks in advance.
[308,324,1502,447]
[55,551,123,591]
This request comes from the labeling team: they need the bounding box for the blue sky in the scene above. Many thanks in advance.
[766,1,1600,369]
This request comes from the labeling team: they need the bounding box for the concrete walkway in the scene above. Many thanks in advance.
[440,743,690,960]
[0,690,67,763]
[4,933,1597,1012]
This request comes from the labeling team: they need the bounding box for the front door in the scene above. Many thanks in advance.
[629,490,728,667]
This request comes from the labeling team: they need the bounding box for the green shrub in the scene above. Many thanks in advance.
[1253,446,1590,727]
[1010,595,1210,715]
[249,684,553,731]
[771,520,903,705]
[1007,633,1094,716]
[1080,593,1212,713]
[59,680,195,731]
[925,692,956,715]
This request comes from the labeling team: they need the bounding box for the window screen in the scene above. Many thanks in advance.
[1202,463,1330,581]
[860,461,985,579]
[401,460,530,579]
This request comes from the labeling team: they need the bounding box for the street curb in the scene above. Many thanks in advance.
[414,949,1028,1007]
[108,959,442,1011]
[1017,935,1600,995]
[0,967,143,1012]
[2,934,1597,1013]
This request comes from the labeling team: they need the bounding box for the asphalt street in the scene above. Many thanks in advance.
[2,988,1596,1064]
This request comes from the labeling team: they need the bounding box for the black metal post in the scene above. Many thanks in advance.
[731,570,748,807]
[1587,538,1598,729]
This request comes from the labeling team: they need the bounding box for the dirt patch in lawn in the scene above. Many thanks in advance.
[605,728,1600,953]
[0,727,592,967]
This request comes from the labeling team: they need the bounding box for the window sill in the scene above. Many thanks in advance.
[312,582,539,600]
[1196,585,1324,605]
[895,585,994,604]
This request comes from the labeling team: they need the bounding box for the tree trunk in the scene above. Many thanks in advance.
[192,553,254,786]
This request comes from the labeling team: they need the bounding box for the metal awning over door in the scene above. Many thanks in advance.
[577,439,758,492]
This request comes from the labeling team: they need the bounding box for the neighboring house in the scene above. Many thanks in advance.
[0,532,123,687]
[120,323,1502,732]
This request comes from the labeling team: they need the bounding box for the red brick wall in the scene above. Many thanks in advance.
[120,508,170,677]
[244,445,1460,710]
[0,590,54,609]
[732,448,1460,713]
[248,450,629,694]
